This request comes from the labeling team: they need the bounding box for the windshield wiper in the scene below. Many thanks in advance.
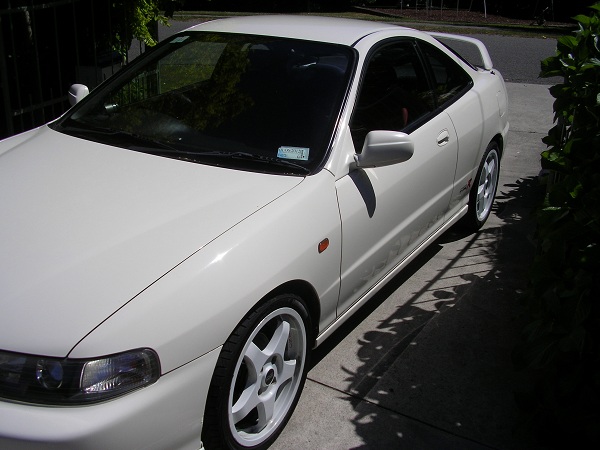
[204,151,310,174]
[59,124,311,174]
[145,149,311,174]
[60,124,178,152]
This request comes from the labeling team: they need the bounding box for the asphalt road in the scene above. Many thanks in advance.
[465,33,560,84]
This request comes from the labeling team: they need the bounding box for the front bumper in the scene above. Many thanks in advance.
[0,347,220,450]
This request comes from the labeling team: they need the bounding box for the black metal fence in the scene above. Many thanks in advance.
[0,0,125,140]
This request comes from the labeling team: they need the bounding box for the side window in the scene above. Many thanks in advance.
[419,41,473,107]
[350,41,433,151]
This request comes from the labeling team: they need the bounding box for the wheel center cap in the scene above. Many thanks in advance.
[265,368,275,385]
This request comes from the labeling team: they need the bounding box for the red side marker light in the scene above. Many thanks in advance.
[318,238,329,254]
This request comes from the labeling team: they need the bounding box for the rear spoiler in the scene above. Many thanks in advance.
[428,32,494,71]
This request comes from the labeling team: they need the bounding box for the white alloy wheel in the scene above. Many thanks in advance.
[475,147,499,222]
[464,142,500,230]
[228,306,306,446]
[202,294,310,450]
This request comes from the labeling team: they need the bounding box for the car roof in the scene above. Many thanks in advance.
[185,14,412,46]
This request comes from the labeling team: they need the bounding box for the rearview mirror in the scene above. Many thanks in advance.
[68,84,90,106]
[354,130,414,168]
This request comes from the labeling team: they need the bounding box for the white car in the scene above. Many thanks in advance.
[0,15,508,450]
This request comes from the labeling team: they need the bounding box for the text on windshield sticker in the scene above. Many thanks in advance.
[277,146,309,161]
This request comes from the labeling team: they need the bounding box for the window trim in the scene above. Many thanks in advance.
[349,36,475,146]
[349,37,431,147]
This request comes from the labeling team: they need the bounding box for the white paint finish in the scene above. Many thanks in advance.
[0,127,301,357]
[335,112,458,316]
[186,14,408,46]
[69,171,342,372]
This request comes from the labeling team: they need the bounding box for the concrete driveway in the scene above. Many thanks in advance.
[272,83,553,449]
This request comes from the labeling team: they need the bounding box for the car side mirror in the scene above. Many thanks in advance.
[68,84,90,106]
[354,130,414,168]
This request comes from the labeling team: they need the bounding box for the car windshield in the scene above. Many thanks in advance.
[54,32,355,175]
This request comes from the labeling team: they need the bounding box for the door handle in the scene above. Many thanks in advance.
[437,129,450,146]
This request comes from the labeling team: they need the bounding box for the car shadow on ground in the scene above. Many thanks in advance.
[310,175,544,449]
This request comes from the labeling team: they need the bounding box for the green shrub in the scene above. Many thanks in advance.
[515,3,600,447]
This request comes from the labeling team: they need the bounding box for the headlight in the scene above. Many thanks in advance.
[0,348,160,405]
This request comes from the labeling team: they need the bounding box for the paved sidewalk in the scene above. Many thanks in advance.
[272,83,553,449]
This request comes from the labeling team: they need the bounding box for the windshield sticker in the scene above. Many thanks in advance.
[277,146,309,161]
[170,36,189,44]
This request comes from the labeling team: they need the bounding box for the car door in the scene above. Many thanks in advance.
[416,39,483,214]
[335,39,459,315]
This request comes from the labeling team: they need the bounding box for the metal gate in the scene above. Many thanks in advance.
[0,0,123,140]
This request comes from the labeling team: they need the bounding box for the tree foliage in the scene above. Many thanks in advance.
[112,0,169,57]
[515,3,600,446]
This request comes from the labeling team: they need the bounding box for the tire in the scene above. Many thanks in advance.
[463,141,500,231]
[202,294,312,450]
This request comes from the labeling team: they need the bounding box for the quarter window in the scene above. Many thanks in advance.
[419,41,473,108]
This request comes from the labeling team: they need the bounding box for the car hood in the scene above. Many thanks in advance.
[0,127,303,357]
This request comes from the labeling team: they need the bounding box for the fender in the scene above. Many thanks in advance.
[68,170,342,373]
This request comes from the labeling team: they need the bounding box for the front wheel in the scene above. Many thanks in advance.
[463,142,500,231]
[202,294,311,450]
